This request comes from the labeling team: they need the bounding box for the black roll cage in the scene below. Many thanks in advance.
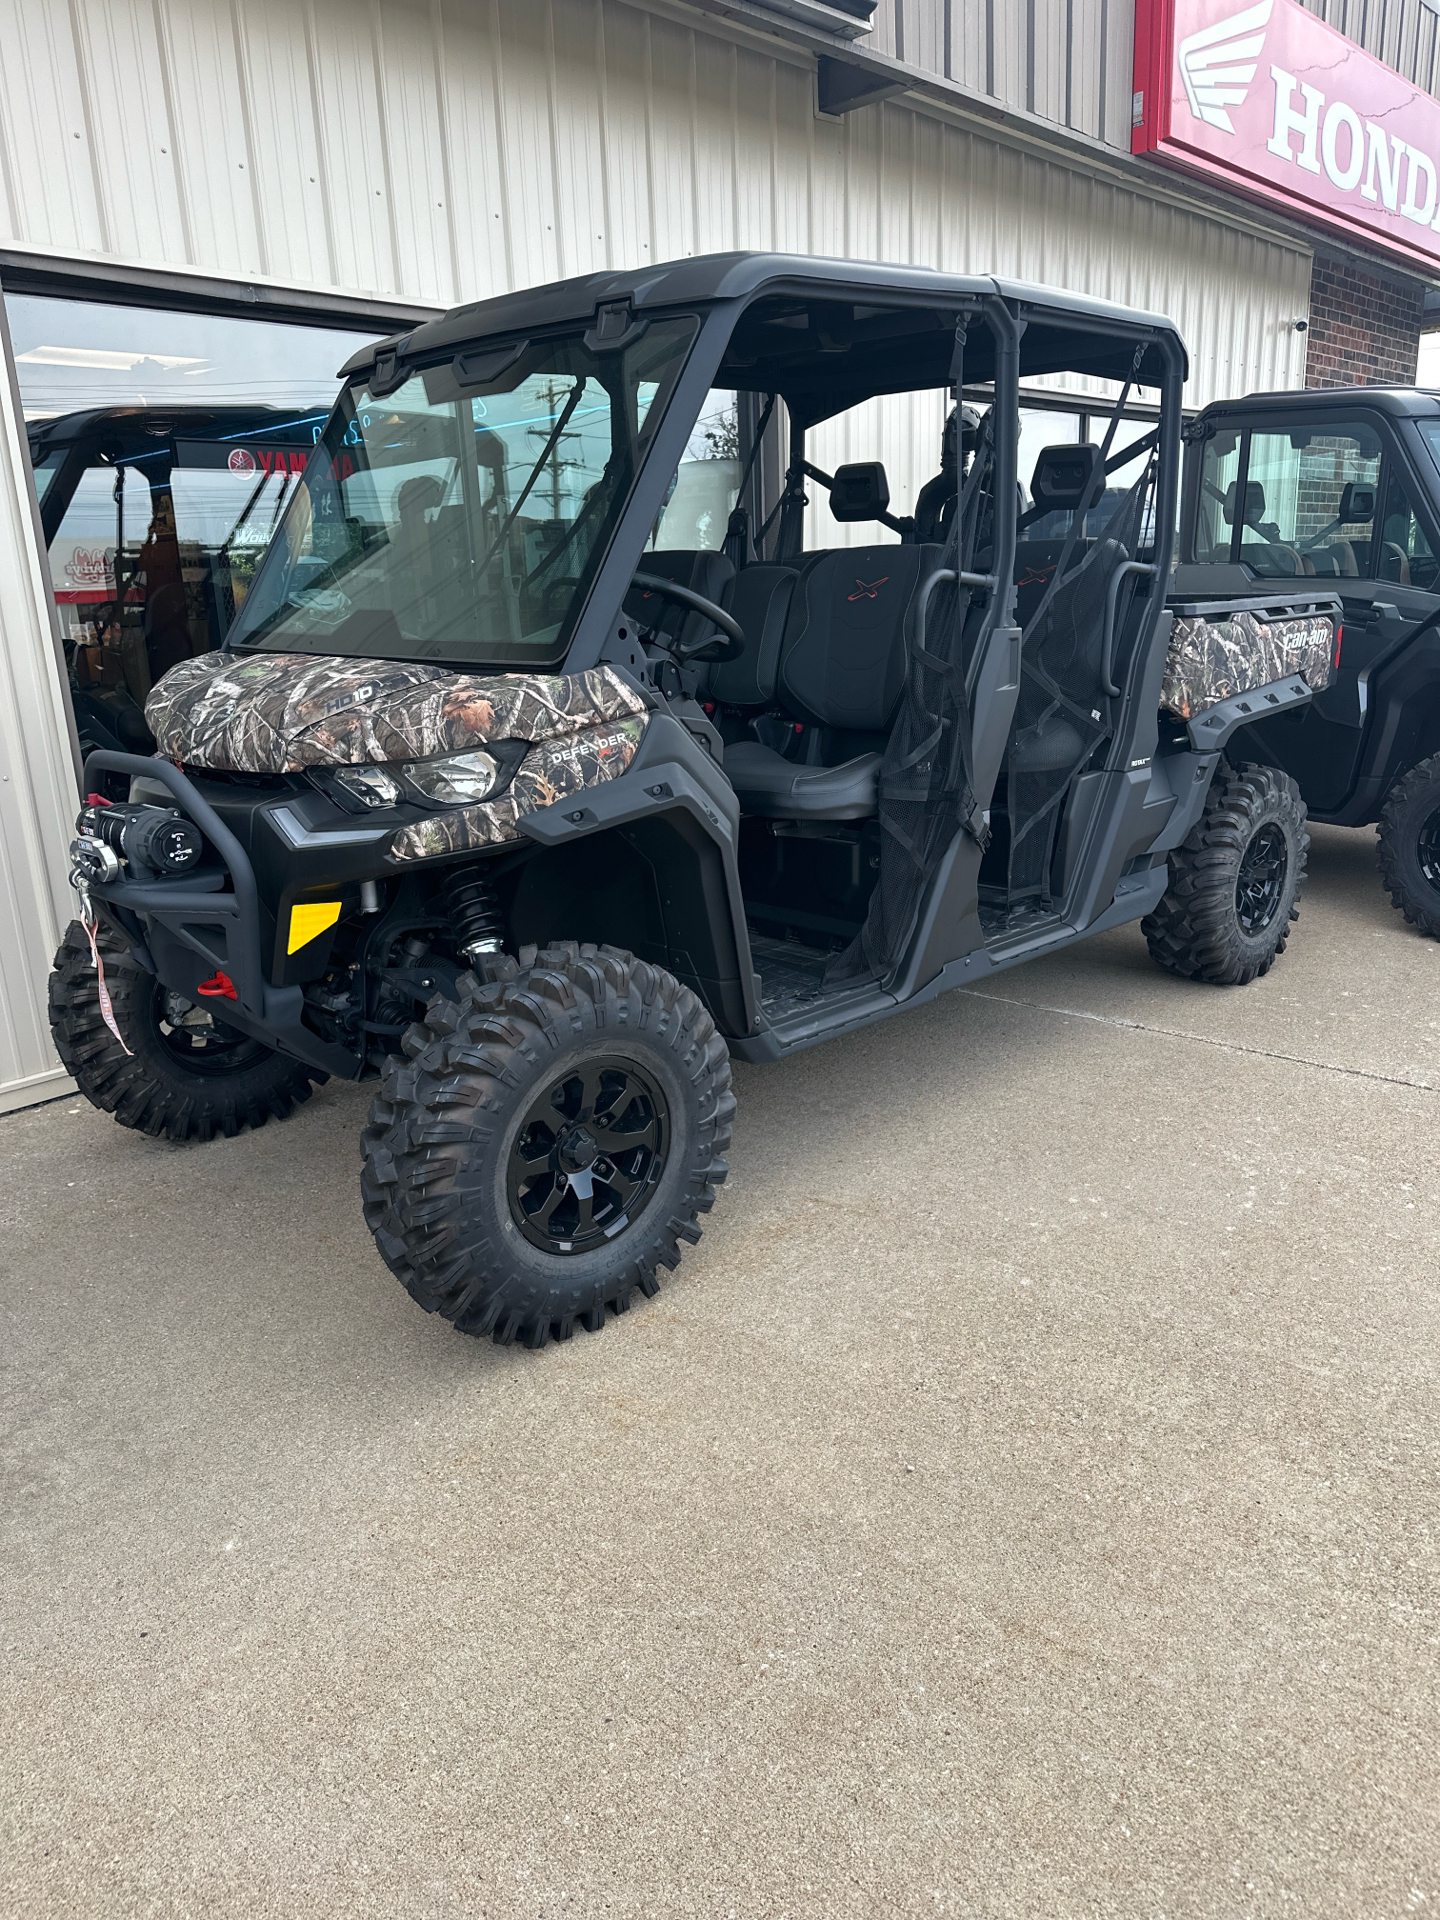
[553,279,1184,687]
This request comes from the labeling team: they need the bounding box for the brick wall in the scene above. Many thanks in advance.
[1305,253,1425,388]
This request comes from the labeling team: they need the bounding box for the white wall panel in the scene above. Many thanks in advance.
[233,0,336,285]
[160,0,265,274]
[0,0,105,256]
[74,0,194,263]
[0,0,1313,1107]
[0,313,78,1112]
[0,0,1310,379]
[374,0,460,304]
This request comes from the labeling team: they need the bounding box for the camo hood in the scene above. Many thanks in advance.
[144,650,653,864]
[145,650,649,771]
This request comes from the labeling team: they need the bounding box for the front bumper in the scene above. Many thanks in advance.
[72,751,369,1079]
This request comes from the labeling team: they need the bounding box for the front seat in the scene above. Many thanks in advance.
[703,563,798,711]
[624,549,734,652]
[725,543,942,820]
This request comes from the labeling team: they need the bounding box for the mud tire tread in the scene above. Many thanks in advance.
[1377,750,1440,939]
[360,943,734,1345]
[47,919,321,1142]
[1142,762,1308,986]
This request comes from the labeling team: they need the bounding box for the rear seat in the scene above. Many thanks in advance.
[1012,537,1096,627]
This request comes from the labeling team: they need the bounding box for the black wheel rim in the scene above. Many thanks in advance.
[507,1056,670,1255]
[153,984,270,1076]
[1235,821,1289,936]
[1418,805,1440,895]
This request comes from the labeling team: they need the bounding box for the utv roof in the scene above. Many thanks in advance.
[1195,386,1440,420]
[341,252,1187,419]
[27,403,327,461]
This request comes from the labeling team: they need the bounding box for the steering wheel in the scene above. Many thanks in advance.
[629,572,744,662]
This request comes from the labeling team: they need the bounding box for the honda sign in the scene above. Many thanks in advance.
[1133,0,1440,272]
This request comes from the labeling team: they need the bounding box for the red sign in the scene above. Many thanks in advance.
[175,439,314,475]
[1133,0,1440,272]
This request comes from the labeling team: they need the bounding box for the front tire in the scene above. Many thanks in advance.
[1377,750,1440,939]
[1143,762,1308,985]
[360,942,734,1347]
[48,919,323,1140]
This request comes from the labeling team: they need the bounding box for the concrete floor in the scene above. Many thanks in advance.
[2,822,1437,1920]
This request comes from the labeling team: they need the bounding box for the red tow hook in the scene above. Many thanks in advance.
[195,971,239,1000]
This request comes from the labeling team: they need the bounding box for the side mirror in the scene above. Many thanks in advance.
[1031,443,1102,513]
[830,461,890,522]
[1223,479,1266,527]
[1338,482,1376,523]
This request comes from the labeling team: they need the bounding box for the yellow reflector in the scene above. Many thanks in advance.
[287,900,342,954]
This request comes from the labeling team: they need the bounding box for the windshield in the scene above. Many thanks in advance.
[28,446,67,510]
[227,317,698,668]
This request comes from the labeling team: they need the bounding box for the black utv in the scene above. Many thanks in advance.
[1180,385,1440,937]
[28,403,323,771]
[50,253,1336,1347]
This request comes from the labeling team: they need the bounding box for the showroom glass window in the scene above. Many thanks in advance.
[7,294,379,724]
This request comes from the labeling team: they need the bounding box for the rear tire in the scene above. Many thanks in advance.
[1377,750,1440,939]
[360,941,734,1346]
[1143,762,1308,985]
[48,919,322,1141]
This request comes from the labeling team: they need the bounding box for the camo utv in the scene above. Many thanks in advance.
[51,253,1335,1347]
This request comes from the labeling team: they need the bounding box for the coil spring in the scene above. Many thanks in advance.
[444,863,505,957]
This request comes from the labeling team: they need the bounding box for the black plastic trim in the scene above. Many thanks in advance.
[75,751,360,1079]
[1186,674,1316,750]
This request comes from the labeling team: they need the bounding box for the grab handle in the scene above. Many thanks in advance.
[1101,561,1158,699]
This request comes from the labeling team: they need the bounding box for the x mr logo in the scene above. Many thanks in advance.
[847,576,889,601]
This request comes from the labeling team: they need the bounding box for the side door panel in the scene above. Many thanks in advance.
[1219,412,1440,814]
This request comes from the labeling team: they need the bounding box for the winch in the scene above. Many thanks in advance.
[71,799,204,886]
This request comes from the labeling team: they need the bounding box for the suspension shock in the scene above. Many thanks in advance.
[443,862,506,965]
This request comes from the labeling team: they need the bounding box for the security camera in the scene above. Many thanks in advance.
[1293,317,1309,332]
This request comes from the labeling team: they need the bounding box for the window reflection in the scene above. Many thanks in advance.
[6,291,380,757]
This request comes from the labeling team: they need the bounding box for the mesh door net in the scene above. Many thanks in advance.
[824,427,997,990]
[1004,462,1152,906]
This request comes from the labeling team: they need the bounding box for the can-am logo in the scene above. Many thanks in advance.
[1133,0,1440,269]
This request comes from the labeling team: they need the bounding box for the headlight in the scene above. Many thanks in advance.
[330,764,405,808]
[316,740,528,813]
[402,748,504,806]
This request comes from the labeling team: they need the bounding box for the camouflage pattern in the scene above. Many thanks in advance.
[388,715,648,862]
[145,649,648,771]
[1161,610,1334,721]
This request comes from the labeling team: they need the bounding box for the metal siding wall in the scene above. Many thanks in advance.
[0,308,79,1113]
[0,0,1271,328]
[0,0,1313,1104]
[806,109,1311,543]
[891,0,1131,149]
